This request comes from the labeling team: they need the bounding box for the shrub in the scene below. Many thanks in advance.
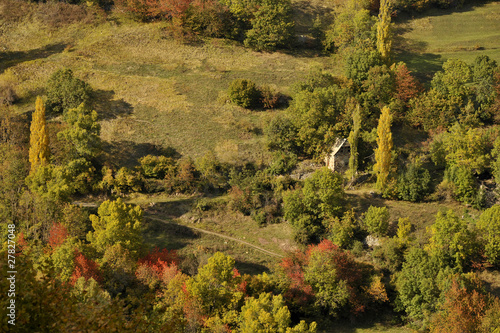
[363,206,390,236]
[46,69,93,115]
[228,79,262,109]
[139,155,175,179]
[0,83,17,105]
[181,0,236,39]
[260,85,282,109]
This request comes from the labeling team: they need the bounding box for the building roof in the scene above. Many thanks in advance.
[330,138,349,156]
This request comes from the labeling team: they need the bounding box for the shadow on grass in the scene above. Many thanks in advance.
[93,89,134,120]
[143,216,201,250]
[101,140,179,168]
[395,50,443,82]
[148,198,196,219]
[235,259,270,275]
[0,43,68,74]
[394,0,495,23]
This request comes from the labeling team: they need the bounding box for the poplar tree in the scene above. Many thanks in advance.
[29,96,50,174]
[347,104,361,181]
[374,106,393,191]
[377,0,392,62]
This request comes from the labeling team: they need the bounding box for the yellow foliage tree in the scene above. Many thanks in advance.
[377,0,392,62]
[374,106,393,191]
[29,96,50,174]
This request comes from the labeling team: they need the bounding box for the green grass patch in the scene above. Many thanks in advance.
[394,1,500,78]
[1,13,337,162]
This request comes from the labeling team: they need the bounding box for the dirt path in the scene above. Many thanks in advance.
[146,215,284,258]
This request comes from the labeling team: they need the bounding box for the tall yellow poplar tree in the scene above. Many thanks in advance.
[374,106,393,191]
[377,0,392,62]
[29,96,50,174]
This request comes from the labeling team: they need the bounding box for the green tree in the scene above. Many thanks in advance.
[57,103,101,160]
[328,210,358,249]
[87,199,143,258]
[374,106,393,192]
[265,115,299,153]
[239,293,317,333]
[46,69,93,115]
[288,84,350,157]
[363,205,390,236]
[477,205,500,266]
[397,161,431,202]
[471,55,498,110]
[29,96,50,174]
[243,0,295,51]
[396,217,412,245]
[345,47,383,87]
[283,168,345,244]
[25,164,73,201]
[427,210,478,271]
[324,7,376,52]
[376,0,392,62]
[395,247,444,324]
[347,103,361,181]
[186,252,243,317]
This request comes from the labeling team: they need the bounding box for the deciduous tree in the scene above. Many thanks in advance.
[374,105,393,192]
[87,199,143,258]
[376,0,392,62]
[29,96,50,174]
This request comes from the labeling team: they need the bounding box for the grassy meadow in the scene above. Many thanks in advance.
[2,1,500,330]
[394,0,500,78]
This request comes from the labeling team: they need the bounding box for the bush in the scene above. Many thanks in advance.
[181,0,236,39]
[260,85,282,109]
[46,69,93,115]
[0,83,17,105]
[363,206,390,236]
[228,79,262,109]
[139,155,175,179]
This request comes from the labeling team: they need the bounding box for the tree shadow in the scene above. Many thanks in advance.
[93,89,134,120]
[143,216,201,250]
[147,198,196,219]
[394,0,495,23]
[235,260,270,275]
[0,43,68,74]
[101,140,180,168]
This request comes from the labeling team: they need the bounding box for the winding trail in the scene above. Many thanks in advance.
[146,215,284,258]
[73,200,284,258]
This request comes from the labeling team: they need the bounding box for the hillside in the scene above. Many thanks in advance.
[1,0,500,332]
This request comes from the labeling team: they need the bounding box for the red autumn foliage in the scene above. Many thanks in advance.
[278,251,314,308]
[16,232,28,255]
[393,62,423,104]
[48,222,69,251]
[71,249,101,285]
[138,247,178,267]
[136,248,179,287]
